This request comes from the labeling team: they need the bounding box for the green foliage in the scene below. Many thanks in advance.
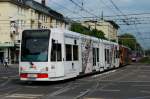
[91,29,106,39]
[70,23,89,35]
[70,23,106,39]
[118,33,142,51]
[145,49,150,56]
[111,39,117,43]
[139,57,150,64]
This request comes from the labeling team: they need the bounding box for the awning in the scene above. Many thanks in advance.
[0,42,14,48]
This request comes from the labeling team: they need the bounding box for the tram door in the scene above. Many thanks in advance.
[64,37,80,77]
[92,47,100,71]
[105,46,111,69]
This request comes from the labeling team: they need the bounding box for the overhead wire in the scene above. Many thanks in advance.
[108,0,148,49]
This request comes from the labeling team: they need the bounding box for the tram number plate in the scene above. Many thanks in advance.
[28,74,37,78]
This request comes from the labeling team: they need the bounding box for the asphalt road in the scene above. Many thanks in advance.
[0,63,150,99]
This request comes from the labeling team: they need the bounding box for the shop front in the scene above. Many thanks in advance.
[0,42,14,64]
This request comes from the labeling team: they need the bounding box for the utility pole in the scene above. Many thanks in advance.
[101,11,104,20]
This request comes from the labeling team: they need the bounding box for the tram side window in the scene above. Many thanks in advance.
[57,44,62,61]
[51,43,62,61]
[105,49,110,63]
[93,48,96,66]
[97,48,99,62]
[107,49,110,63]
[66,44,72,61]
[73,45,79,61]
[51,43,56,61]
[105,49,107,61]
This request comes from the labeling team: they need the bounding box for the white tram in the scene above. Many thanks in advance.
[19,28,119,81]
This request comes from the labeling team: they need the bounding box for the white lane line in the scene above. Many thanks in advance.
[99,81,150,83]
[0,79,11,87]
[92,70,117,78]
[9,75,18,78]
[133,85,150,87]
[48,87,71,97]
[83,97,104,99]
[141,90,150,94]
[75,89,90,99]
[47,84,74,97]
[0,86,16,91]
[99,89,120,92]
[128,96,150,99]
[6,94,43,99]
[0,77,9,79]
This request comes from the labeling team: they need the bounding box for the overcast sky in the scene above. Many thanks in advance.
[35,0,150,49]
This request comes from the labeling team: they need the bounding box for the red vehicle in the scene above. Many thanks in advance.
[119,45,131,66]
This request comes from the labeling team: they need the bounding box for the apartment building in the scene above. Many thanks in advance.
[83,20,119,41]
[0,0,70,64]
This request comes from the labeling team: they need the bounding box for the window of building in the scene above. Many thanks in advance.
[50,18,53,27]
[65,44,72,61]
[31,10,34,16]
[56,20,58,28]
[73,45,79,61]
[45,16,48,23]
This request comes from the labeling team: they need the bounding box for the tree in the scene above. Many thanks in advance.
[91,29,106,39]
[70,23,106,39]
[118,33,142,51]
[145,49,150,56]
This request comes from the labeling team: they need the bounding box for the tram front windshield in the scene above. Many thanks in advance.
[21,30,50,62]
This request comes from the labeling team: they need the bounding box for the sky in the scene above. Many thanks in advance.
[35,0,150,50]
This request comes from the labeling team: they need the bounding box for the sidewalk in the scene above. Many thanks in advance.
[0,64,18,69]
[9,64,19,68]
[0,64,19,79]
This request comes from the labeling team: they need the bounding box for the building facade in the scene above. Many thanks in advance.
[0,0,70,64]
[83,20,119,41]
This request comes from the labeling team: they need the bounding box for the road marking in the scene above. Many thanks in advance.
[98,80,150,83]
[133,85,150,87]
[0,79,11,87]
[9,75,18,78]
[92,70,117,78]
[128,96,150,99]
[46,84,73,97]
[83,97,104,99]
[141,90,150,94]
[99,89,120,92]
[1,77,9,79]
[48,87,71,97]
[0,86,16,91]
[25,86,38,88]
[6,94,43,99]
[75,89,90,99]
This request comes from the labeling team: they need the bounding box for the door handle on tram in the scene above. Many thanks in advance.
[72,63,74,66]
[72,63,74,69]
